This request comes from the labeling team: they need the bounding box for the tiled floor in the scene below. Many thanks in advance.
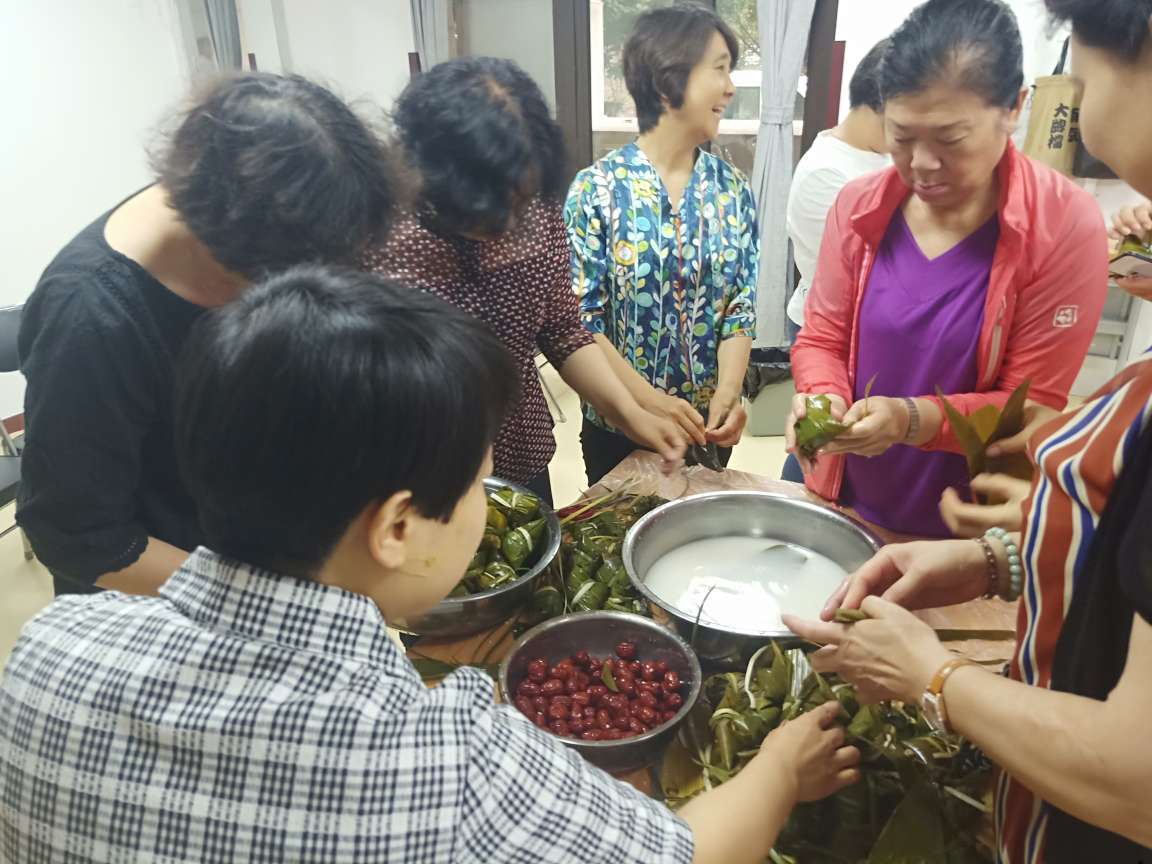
[0,369,788,672]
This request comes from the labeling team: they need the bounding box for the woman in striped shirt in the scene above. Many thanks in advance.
[786,1,1152,861]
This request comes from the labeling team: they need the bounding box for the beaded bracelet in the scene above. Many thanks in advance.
[985,526,1023,601]
[974,536,1000,599]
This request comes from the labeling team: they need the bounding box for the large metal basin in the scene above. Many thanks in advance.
[622,491,882,660]
[392,478,561,639]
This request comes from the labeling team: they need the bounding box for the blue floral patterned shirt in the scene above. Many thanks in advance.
[565,142,759,427]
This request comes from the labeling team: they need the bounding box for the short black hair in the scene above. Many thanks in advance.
[153,74,397,280]
[849,39,889,111]
[1046,0,1152,61]
[623,2,740,134]
[883,0,1024,110]
[174,266,518,577]
[394,57,567,237]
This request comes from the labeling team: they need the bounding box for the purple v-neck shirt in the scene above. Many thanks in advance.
[842,210,999,538]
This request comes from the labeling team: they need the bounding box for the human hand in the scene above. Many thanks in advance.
[1109,201,1152,241]
[1116,276,1152,302]
[639,388,707,447]
[821,396,909,458]
[985,401,1060,459]
[818,539,989,620]
[618,406,688,473]
[785,598,955,704]
[705,389,747,448]
[757,701,861,802]
[939,474,1032,537]
[784,392,848,473]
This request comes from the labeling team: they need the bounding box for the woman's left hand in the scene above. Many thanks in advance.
[821,396,910,458]
[706,389,748,448]
[784,597,954,705]
[1117,276,1152,302]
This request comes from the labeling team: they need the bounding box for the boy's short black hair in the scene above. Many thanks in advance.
[883,0,1024,110]
[849,40,889,111]
[623,2,740,134]
[1045,0,1152,61]
[394,57,567,237]
[153,73,397,279]
[174,266,518,578]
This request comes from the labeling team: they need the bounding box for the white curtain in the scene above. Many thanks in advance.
[751,0,817,348]
[410,0,454,72]
[204,0,242,69]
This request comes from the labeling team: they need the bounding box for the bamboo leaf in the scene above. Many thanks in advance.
[936,388,989,479]
[601,663,619,692]
[967,405,1001,445]
[989,380,1030,446]
[866,782,945,863]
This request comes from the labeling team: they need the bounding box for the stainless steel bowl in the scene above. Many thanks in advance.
[392,478,561,639]
[622,491,882,660]
[499,611,702,774]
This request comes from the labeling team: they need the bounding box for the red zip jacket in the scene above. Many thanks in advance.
[793,143,1109,502]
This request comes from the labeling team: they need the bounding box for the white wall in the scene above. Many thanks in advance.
[0,0,196,418]
[834,0,1066,121]
[239,0,415,113]
[457,0,556,108]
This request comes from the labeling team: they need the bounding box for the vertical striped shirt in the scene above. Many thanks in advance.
[996,352,1152,864]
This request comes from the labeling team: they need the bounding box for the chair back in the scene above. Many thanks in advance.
[0,306,22,373]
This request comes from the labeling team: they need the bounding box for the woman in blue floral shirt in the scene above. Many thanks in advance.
[566,4,760,483]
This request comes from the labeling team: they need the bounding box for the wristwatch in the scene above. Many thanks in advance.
[919,658,978,734]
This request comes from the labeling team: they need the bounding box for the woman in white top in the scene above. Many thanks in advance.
[785,40,890,341]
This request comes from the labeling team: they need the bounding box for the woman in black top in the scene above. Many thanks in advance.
[18,73,397,596]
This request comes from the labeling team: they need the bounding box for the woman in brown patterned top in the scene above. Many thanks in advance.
[366,57,690,500]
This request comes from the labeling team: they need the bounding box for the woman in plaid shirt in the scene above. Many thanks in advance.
[0,266,858,863]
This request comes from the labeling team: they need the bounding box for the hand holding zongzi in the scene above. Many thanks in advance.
[821,396,925,457]
[785,392,848,470]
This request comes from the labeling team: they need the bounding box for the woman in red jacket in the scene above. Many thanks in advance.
[784,0,1108,538]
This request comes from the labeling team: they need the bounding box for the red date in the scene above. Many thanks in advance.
[615,641,637,660]
[518,646,690,745]
[549,719,570,737]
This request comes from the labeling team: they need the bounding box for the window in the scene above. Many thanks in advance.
[589,0,806,175]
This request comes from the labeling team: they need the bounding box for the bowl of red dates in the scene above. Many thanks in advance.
[498,611,702,773]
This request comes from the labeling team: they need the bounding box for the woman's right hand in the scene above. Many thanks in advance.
[639,388,707,447]
[818,539,990,620]
[758,702,860,802]
[784,392,847,474]
[1109,201,1152,241]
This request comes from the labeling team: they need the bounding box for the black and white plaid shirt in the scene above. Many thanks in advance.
[0,548,694,863]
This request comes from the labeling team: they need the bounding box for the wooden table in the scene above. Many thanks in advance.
[408,451,1019,792]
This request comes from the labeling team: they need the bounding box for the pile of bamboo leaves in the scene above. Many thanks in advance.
[663,642,994,863]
